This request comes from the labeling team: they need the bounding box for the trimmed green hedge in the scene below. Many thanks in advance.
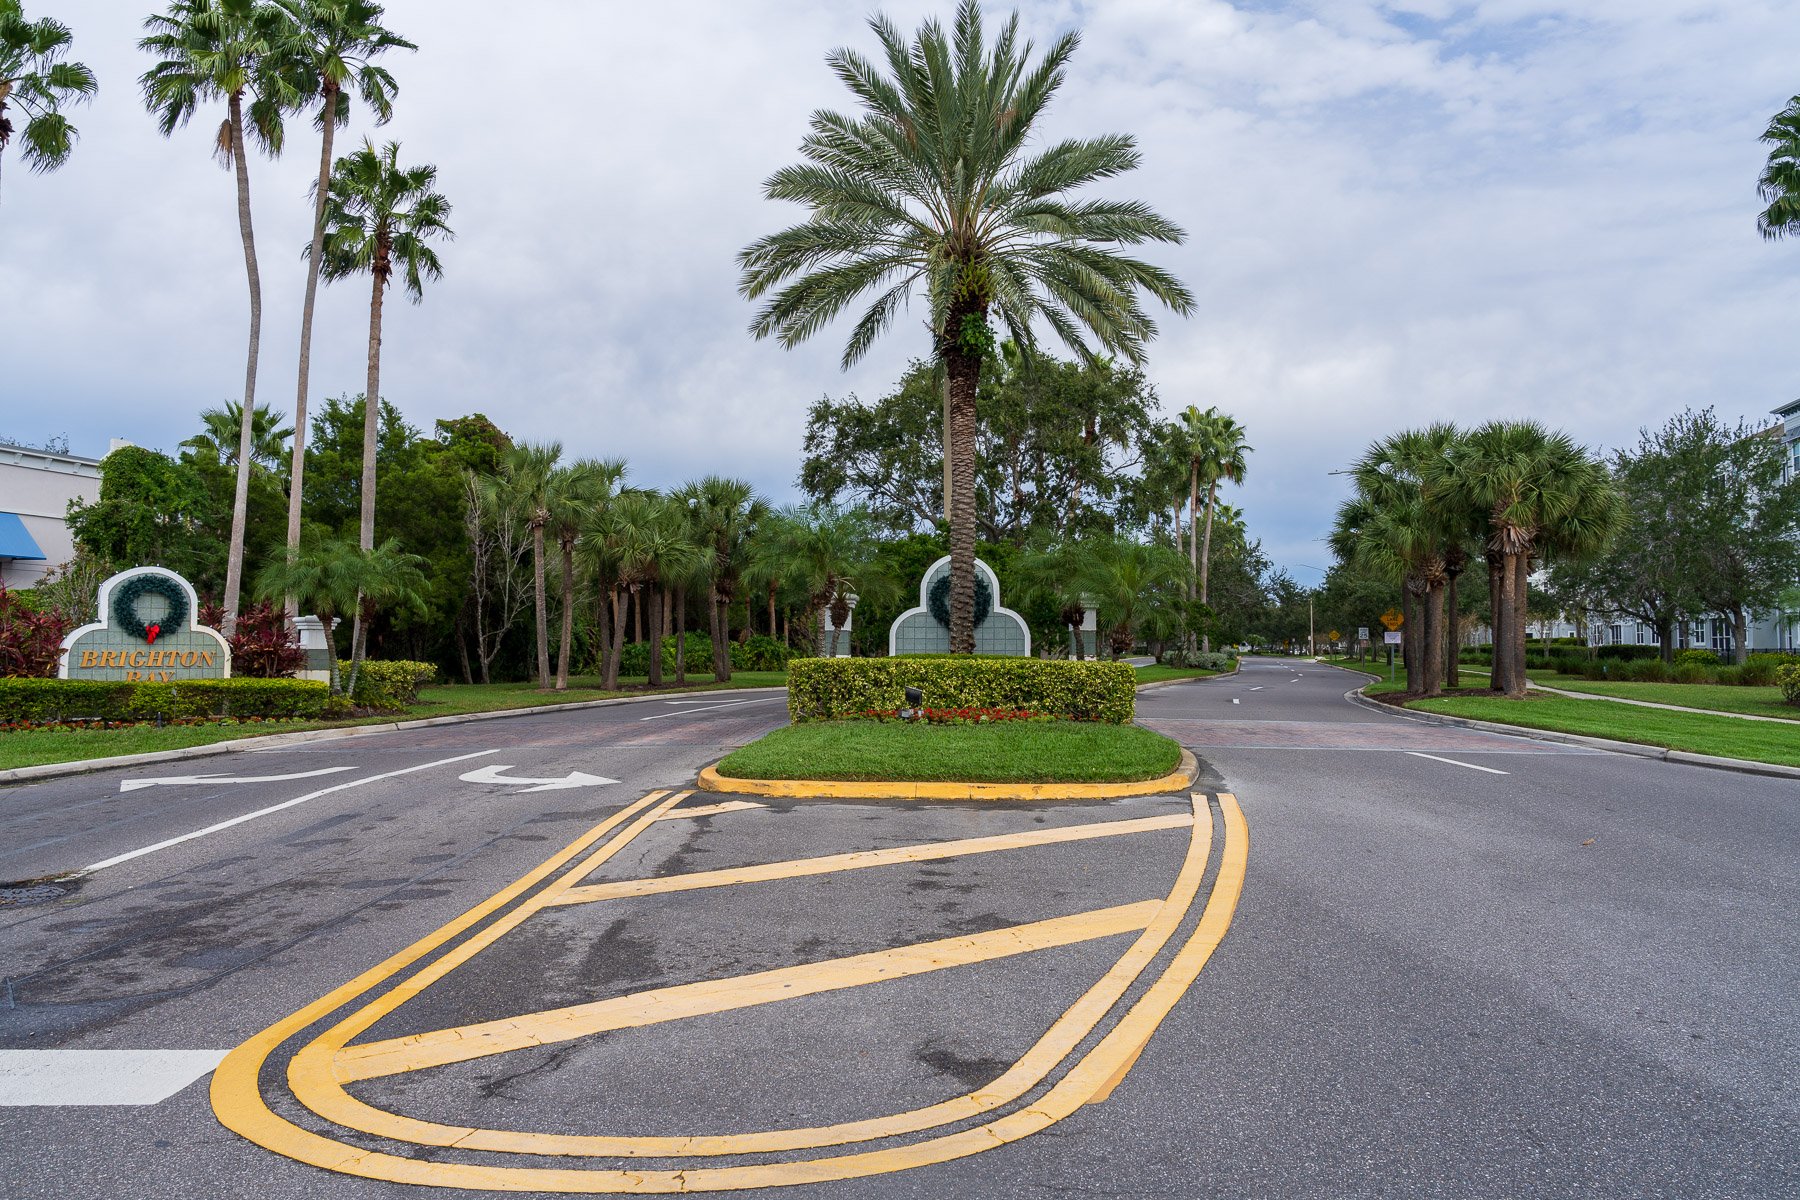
[0,677,330,723]
[340,660,436,711]
[787,657,1136,724]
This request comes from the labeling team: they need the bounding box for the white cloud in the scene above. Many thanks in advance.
[2,0,1796,574]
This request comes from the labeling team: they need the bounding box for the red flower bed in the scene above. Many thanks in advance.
[860,706,1047,725]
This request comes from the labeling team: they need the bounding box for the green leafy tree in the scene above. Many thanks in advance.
[0,0,97,185]
[315,138,451,559]
[66,445,223,587]
[739,0,1192,653]
[140,0,297,634]
[486,442,561,688]
[272,0,412,580]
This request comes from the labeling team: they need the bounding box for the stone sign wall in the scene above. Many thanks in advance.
[59,567,231,681]
[888,556,1031,656]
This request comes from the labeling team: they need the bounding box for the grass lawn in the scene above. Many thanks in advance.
[0,672,788,774]
[1133,664,1224,684]
[1518,673,1798,722]
[715,720,1184,784]
[1409,694,1800,768]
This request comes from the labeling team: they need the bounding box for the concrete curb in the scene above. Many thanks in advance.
[1134,663,1241,693]
[699,748,1202,802]
[0,687,791,788]
[1341,684,1800,781]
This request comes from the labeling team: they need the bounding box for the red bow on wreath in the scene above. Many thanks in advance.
[146,624,161,644]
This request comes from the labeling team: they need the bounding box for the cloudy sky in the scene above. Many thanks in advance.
[4,0,1798,577]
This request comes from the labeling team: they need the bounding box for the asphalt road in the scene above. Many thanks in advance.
[1,662,1794,1198]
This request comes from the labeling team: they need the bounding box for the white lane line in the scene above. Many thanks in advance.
[119,766,356,793]
[1249,686,1264,691]
[0,1049,228,1106]
[636,696,783,722]
[82,750,500,874]
[1406,752,1510,775]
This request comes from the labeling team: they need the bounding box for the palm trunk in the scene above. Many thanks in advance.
[555,538,575,690]
[1444,568,1461,688]
[646,587,664,688]
[1486,551,1508,694]
[1186,467,1199,655]
[531,522,549,688]
[767,582,777,638]
[712,590,731,682]
[283,81,338,617]
[1493,553,1518,697]
[944,338,981,654]
[360,259,387,552]
[674,585,688,686]
[1510,553,1531,698]
[1199,480,1219,654]
[220,91,263,638]
[603,588,624,690]
[1401,582,1421,694]
[1421,577,1444,698]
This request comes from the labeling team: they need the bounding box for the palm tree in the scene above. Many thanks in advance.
[182,400,292,468]
[1072,536,1184,660]
[141,0,297,636]
[683,476,768,682]
[272,0,411,595]
[340,536,424,697]
[1177,405,1250,652]
[0,0,97,190]
[487,441,561,688]
[253,534,360,694]
[1758,96,1800,240]
[762,505,884,658]
[315,139,450,561]
[1016,537,1092,659]
[611,493,697,687]
[738,0,1192,655]
[546,458,623,691]
[1431,421,1617,698]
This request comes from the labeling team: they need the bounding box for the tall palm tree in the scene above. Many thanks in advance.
[315,138,450,556]
[683,476,768,682]
[272,0,411,596]
[141,0,297,636]
[1757,95,1800,240]
[0,0,97,191]
[1177,405,1250,652]
[739,0,1192,654]
[487,441,560,688]
[611,493,697,687]
[182,399,292,468]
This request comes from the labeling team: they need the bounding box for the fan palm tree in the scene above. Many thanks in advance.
[340,537,424,697]
[611,493,698,688]
[546,457,624,691]
[762,505,883,658]
[182,400,292,468]
[140,0,297,636]
[682,476,768,682]
[272,0,411,590]
[315,138,450,555]
[738,0,1192,654]
[1016,537,1092,659]
[1072,536,1184,660]
[486,441,561,688]
[1176,405,1250,652]
[0,0,97,189]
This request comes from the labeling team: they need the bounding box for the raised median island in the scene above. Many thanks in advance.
[708,656,1192,796]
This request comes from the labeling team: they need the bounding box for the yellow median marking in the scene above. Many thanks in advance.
[654,800,766,821]
[215,793,1247,1192]
[333,901,1159,1083]
[696,748,1198,801]
[545,812,1192,907]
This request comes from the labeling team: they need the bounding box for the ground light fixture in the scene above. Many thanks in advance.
[904,686,924,720]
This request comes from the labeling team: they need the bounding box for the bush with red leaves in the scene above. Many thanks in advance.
[0,584,74,679]
[197,599,308,678]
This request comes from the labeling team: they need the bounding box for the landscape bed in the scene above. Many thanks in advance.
[714,720,1184,784]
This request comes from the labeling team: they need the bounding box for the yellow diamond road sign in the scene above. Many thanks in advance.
[1379,608,1404,631]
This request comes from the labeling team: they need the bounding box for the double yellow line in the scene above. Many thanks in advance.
[212,788,1247,1191]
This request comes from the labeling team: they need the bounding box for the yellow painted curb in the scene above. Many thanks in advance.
[698,747,1199,801]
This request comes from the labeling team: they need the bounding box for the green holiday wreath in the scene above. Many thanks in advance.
[927,572,992,630]
[111,573,189,643]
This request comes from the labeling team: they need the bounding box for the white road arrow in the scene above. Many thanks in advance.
[119,766,357,793]
[457,765,619,793]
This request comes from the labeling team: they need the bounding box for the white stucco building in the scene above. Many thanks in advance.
[0,442,104,590]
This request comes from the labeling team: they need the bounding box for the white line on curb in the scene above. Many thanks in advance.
[1406,752,1510,775]
[82,750,500,874]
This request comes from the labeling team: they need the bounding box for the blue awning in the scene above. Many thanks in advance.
[0,513,46,560]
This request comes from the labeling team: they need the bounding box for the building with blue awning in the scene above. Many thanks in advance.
[0,442,104,590]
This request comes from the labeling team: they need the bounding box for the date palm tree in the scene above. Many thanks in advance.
[739,0,1192,654]
[315,138,450,556]
[0,0,97,190]
[1072,536,1184,660]
[1757,95,1800,240]
[253,533,359,694]
[271,0,411,591]
[141,0,297,636]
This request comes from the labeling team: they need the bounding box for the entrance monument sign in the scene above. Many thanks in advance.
[888,556,1031,656]
[59,566,231,681]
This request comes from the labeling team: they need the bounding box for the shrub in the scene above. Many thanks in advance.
[1675,648,1720,667]
[199,598,307,678]
[1554,657,1588,675]
[1738,660,1776,687]
[339,660,436,711]
[1777,663,1800,705]
[0,583,75,679]
[1672,662,1713,685]
[1596,644,1660,661]
[731,634,792,672]
[0,676,329,723]
[1712,665,1742,687]
[787,657,1136,724]
[1163,650,1236,671]
[1625,658,1671,683]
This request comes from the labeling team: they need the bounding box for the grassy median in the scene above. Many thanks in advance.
[0,673,789,774]
[1410,694,1800,768]
[715,720,1184,784]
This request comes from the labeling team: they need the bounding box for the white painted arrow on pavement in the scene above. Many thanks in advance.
[119,766,357,793]
[458,765,619,793]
